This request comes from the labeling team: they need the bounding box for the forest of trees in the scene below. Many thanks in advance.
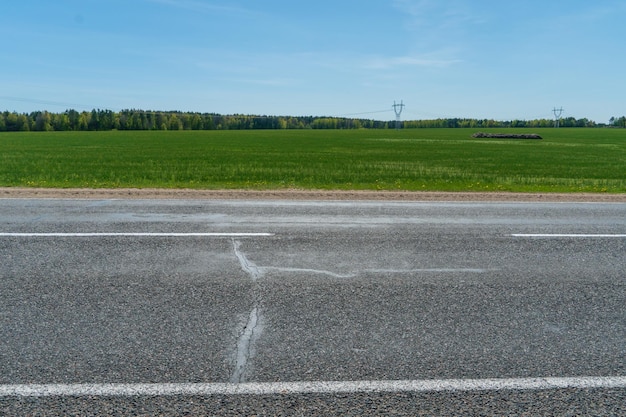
[0,109,622,132]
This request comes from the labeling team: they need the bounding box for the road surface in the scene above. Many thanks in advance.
[1,199,625,415]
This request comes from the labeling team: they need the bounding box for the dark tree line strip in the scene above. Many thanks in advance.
[0,109,619,132]
[0,110,387,131]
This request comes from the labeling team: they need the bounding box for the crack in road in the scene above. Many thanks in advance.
[230,306,262,383]
[262,266,356,278]
[231,240,264,383]
[232,240,263,281]
[228,239,491,382]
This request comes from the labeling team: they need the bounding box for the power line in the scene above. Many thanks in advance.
[333,109,392,117]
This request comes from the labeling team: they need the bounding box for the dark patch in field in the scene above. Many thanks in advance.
[472,132,543,139]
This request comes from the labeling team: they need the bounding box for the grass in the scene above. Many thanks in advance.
[0,128,625,193]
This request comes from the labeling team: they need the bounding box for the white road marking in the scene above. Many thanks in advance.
[0,232,274,237]
[512,234,626,238]
[1,377,625,397]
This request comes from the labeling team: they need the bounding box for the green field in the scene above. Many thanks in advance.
[1,128,625,193]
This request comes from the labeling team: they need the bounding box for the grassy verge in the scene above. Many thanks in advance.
[1,128,624,193]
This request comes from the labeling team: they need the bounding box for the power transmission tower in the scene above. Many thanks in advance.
[393,100,405,129]
[552,107,564,128]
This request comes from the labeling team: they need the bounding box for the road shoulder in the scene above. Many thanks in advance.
[1,187,625,202]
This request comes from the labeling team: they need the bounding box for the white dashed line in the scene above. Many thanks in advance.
[0,232,274,237]
[512,234,626,238]
[1,377,625,397]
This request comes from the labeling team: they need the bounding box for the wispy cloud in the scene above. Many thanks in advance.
[392,0,438,24]
[555,2,626,26]
[365,55,462,70]
[392,0,486,32]
[389,0,485,66]
[402,0,484,19]
[218,77,296,87]
[265,50,461,73]
[145,0,262,17]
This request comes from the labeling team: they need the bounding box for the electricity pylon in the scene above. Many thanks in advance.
[393,100,405,129]
[552,107,564,128]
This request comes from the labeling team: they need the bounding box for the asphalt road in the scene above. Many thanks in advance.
[1,199,625,415]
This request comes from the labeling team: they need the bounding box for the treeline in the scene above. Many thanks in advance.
[405,117,602,128]
[0,109,619,132]
[0,109,389,132]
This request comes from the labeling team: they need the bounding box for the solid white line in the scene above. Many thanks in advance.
[1,377,625,397]
[512,234,626,238]
[0,232,274,237]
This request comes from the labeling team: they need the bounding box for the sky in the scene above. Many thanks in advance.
[2,0,625,122]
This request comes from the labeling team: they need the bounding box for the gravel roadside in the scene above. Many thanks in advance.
[1,187,625,202]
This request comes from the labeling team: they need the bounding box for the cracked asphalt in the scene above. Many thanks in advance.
[1,199,625,415]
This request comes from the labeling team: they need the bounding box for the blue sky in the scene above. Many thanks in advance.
[2,0,625,122]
